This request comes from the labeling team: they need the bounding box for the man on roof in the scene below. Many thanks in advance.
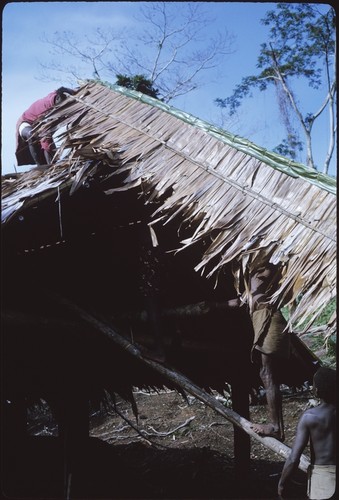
[15,87,75,167]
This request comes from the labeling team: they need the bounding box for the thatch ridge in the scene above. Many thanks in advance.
[94,79,336,195]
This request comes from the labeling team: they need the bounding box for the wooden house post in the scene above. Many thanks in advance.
[231,375,251,475]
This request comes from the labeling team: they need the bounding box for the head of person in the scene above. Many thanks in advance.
[313,366,336,404]
[54,87,75,105]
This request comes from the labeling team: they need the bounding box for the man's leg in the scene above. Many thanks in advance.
[41,138,56,165]
[20,126,43,166]
[43,149,53,165]
[251,353,284,441]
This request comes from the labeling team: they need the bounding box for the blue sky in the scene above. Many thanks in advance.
[2,1,336,176]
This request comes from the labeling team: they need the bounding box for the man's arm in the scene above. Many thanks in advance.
[278,413,310,497]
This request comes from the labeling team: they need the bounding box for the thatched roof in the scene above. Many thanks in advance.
[2,80,336,335]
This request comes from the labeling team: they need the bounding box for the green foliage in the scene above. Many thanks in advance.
[215,4,336,168]
[308,331,336,369]
[325,335,336,365]
[282,298,336,367]
[217,3,335,111]
[282,298,336,329]
[116,74,160,99]
[312,299,336,366]
[312,298,336,327]
[260,4,335,83]
[273,134,303,159]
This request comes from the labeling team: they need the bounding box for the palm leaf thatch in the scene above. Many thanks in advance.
[2,81,336,335]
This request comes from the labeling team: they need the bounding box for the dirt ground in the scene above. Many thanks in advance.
[4,387,314,500]
[87,389,311,500]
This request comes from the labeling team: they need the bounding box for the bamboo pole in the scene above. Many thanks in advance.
[49,293,310,473]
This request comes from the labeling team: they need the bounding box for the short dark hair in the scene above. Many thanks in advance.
[313,367,336,403]
[56,87,75,99]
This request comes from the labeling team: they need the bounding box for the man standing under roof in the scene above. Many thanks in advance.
[15,87,75,167]
[225,260,319,441]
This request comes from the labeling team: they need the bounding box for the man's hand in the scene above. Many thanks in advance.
[225,297,242,308]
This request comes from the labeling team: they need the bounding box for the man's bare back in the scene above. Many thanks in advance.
[278,366,336,498]
[303,403,336,465]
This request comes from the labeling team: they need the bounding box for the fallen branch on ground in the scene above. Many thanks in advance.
[145,416,195,437]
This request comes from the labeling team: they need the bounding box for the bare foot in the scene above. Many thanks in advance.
[250,422,284,441]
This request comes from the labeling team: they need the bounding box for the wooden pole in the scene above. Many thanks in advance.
[231,379,251,475]
[48,293,310,473]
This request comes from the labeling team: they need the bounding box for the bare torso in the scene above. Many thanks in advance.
[305,402,336,464]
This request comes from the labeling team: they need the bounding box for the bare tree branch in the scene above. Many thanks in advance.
[38,2,235,104]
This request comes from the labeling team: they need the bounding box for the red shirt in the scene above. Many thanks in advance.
[19,91,57,125]
[15,91,58,164]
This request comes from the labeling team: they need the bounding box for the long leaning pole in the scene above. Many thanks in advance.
[52,293,310,473]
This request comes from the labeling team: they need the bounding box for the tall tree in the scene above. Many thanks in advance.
[215,4,336,174]
[39,2,234,104]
